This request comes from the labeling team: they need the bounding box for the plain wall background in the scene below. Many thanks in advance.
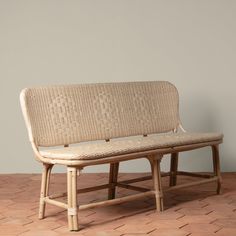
[0,0,235,173]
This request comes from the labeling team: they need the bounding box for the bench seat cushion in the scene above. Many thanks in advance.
[40,132,223,161]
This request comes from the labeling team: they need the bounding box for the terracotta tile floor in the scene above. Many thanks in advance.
[0,173,236,236]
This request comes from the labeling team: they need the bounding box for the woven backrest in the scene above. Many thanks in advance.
[20,81,179,147]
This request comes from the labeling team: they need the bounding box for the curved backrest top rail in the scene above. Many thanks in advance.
[20,81,180,147]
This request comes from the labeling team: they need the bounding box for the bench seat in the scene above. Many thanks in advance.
[40,132,223,160]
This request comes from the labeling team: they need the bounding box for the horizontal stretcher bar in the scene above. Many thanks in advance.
[44,176,218,212]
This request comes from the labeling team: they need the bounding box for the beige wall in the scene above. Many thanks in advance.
[0,0,235,173]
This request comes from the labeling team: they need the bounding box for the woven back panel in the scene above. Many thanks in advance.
[20,81,179,146]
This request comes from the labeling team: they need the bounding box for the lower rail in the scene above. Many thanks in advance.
[79,191,155,210]
[164,176,218,192]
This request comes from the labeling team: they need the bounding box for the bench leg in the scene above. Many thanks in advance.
[149,156,164,212]
[67,167,79,231]
[108,162,119,200]
[39,163,53,219]
[212,145,222,194]
[169,152,179,187]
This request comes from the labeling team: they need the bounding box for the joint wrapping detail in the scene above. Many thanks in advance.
[68,208,77,216]
[156,191,163,198]
[67,167,77,172]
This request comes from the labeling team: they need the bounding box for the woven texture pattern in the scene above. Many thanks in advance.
[20,81,179,146]
[40,132,223,160]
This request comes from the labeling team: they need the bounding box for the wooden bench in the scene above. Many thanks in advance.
[20,81,223,231]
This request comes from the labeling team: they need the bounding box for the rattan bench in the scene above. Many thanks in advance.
[20,81,223,231]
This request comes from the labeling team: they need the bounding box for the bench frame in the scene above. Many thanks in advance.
[20,82,223,231]
[33,128,222,231]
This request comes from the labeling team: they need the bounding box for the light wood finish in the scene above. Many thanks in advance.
[67,168,72,230]
[48,173,169,200]
[67,167,79,231]
[148,155,164,212]
[20,82,223,231]
[72,168,78,230]
[212,144,222,194]
[169,152,179,186]
[165,176,219,192]
[39,163,53,219]
[157,159,164,211]
[177,171,214,178]
[117,172,169,185]
[34,141,223,231]
[31,136,222,232]
[119,175,152,184]
[161,172,171,177]
[45,165,53,196]
[108,162,119,199]
[49,183,113,200]
[79,191,155,211]
[116,182,149,192]
[44,197,68,209]
[78,183,112,194]
[39,174,220,212]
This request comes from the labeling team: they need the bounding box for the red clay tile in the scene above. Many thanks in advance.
[149,228,189,236]
[215,228,236,235]
[176,207,212,215]
[190,233,216,236]
[0,173,235,235]
[181,223,221,233]
[0,217,33,226]
[0,225,28,235]
[146,210,184,220]
[147,219,186,229]
[82,230,122,236]
[116,222,156,234]
[178,214,215,224]
[19,230,59,236]
[213,218,236,228]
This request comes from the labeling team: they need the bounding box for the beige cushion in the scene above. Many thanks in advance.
[40,132,223,161]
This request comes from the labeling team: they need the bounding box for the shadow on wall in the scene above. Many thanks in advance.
[180,96,220,132]
[177,96,227,173]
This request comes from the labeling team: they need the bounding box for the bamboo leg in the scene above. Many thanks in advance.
[67,167,79,231]
[212,145,222,194]
[108,162,119,200]
[149,155,164,212]
[45,165,53,196]
[67,168,73,230]
[72,168,79,230]
[108,163,115,199]
[39,163,53,219]
[169,152,178,187]
[157,158,164,211]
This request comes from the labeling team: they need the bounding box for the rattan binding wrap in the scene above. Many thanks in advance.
[20,81,179,147]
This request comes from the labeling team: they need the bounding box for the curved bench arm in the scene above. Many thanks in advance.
[173,122,187,133]
[31,141,54,164]
[178,123,187,132]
